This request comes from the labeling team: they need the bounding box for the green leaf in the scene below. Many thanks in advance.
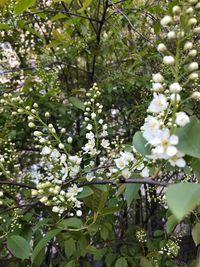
[124,184,141,206]
[140,257,153,267]
[166,215,178,234]
[7,235,30,260]
[78,0,93,13]
[132,131,151,156]
[115,257,128,267]
[51,14,68,21]
[69,97,85,111]
[66,260,76,267]
[14,0,36,14]
[0,23,12,30]
[192,223,200,246]
[58,218,83,229]
[166,183,200,220]
[0,0,7,7]
[105,253,116,267]
[191,158,200,182]
[32,229,61,261]
[64,239,76,258]
[175,116,200,158]
[77,186,94,198]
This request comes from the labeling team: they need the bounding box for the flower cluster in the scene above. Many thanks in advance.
[141,1,200,168]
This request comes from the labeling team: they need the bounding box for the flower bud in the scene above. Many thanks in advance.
[188,0,198,4]
[169,82,182,93]
[167,31,176,39]
[188,72,199,80]
[170,93,181,103]
[188,49,197,57]
[184,42,193,50]
[160,15,173,26]
[186,7,194,14]
[58,143,64,149]
[188,18,197,26]
[163,56,175,65]
[67,137,73,144]
[157,43,167,52]
[191,92,200,100]
[172,6,181,14]
[188,62,199,72]
[193,27,200,33]
[152,73,164,83]
[195,3,200,9]
[152,83,164,92]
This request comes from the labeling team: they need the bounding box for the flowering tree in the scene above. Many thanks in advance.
[0,0,200,266]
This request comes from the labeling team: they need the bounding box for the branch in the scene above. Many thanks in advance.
[0,202,38,214]
[78,178,169,187]
[0,180,36,189]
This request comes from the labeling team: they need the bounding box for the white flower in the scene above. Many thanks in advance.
[140,167,150,178]
[157,43,167,52]
[101,139,110,149]
[68,155,82,165]
[86,124,93,130]
[188,62,198,72]
[91,112,96,119]
[175,112,190,127]
[169,151,186,168]
[152,73,164,83]
[115,157,127,170]
[86,172,95,181]
[66,184,83,199]
[160,15,173,26]
[120,151,135,162]
[86,131,95,140]
[143,115,160,132]
[41,146,51,155]
[163,56,175,65]
[52,206,60,213]
[184,42,193,50]
[152,83,163,92]
[51,149,60,159]
[167,31,176,39]
[69,165,80,177]
[169,82,182,93]
[149,93,168,113]
[122,168,131,179]
[0,191,3,197]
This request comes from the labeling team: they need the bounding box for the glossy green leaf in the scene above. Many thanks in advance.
[64,239,76,258]
[124,183,141,206]
[140,257,153,267]
[166,215,178,234]
[77,186,94,198]
[14,0,36,14]
[32,229,61,261]
[176,116,200,158]
[192,223,200,246]
[115,257,128,267]
[66,260,76,267]
[132,131,151,156]
[58,218,83,229]
[166,183,200,220]
[7,235,30,260]
[69,97,85,111]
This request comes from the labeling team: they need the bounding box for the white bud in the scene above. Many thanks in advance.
[152,83,164,92]
[157,43,167,52]
[172,6,181,14]
[33,131,42,137]
[45,112,50,118]
[175,112,190,127]
[184,42,193,50]
[91,113,96,119]
[33,103,38,108]
[52,206,60,213]
[58,143,64,149]
[186,7,194,14]
[152,73,164,83]
[67,136,73,144]
[188,18,197,26]
[28,122,35,128]
[195,3,200,9]
[189,72,199,80]
[169,83,182,93]
[193,27,200,33]
[170,93,181,103]
[61,128,66,133]
[191,92,200,100]
[163,56,175,65]
[31,190,38,196]
[188,62,199,72]
[188,0,198,4]
[76,210,82,217]
[167,31,176,39]
[188,49,197,57]
[160,15,173,26]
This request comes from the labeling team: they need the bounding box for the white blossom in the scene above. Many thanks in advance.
[169,82,182,93]
[175,112,190,127]
[148,93,168,113]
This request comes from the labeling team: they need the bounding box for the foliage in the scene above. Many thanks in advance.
[0,0,200,266]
